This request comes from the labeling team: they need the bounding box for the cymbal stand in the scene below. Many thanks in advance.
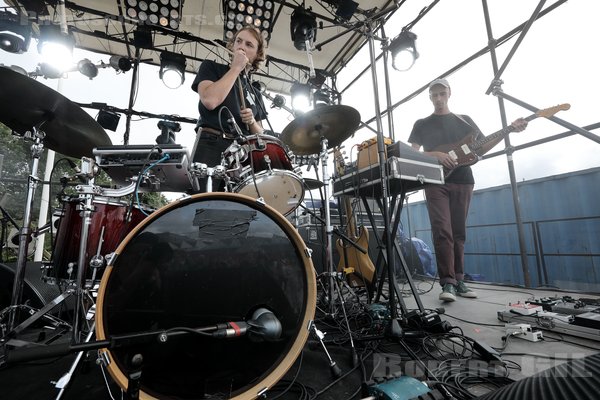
[317,137,359,367]
[71,157,97,343]
[3,126,45,335]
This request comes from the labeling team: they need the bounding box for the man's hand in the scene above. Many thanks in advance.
[240,107,255,126]
[433,151,458,169]
[231,49,249,74]
[511,117,528,132]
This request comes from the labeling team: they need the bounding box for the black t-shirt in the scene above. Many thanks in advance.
[190,60,267,135]
[408,113,484,184]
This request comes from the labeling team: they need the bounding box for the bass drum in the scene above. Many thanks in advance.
[96,193,316,399]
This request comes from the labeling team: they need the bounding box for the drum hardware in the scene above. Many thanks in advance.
[189,162,229,193]
[309,320,342,378]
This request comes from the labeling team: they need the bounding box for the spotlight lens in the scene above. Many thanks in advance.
[138,11,148,21]
[392,49,416,71]
[40,42,73,72]
[265,1,272,10]
[255,8,263,17]
[127,0,137,6]
[171,0,179,7]
[245,15,253,24]
[264,10,271,19]
[238,3,245,12]
[225,30,234,39]
[170,19,179,29]
[161,68,183,89]
[160,0,169,5]
[254,18,261,27]
[235,23,243,31]
[170,9,179,18]
[227,11,235,20]
[257,0,264,7]
[248,0,255,4]
[228,0,236,9]
[149,2,158,12]
[159,16,169,26]
[149,13,159,24]
[236,13,244,22]
[127,8,137,18]
[247,6,254,14]
[261,30,268,39]
[226,21,235,29]
[160,6,169,16]
[138,1,148,11]
[262,20,270,29]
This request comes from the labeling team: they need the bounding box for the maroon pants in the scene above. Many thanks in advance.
[424,183,474,286]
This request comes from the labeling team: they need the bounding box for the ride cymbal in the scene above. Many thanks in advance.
[281,105,360,155]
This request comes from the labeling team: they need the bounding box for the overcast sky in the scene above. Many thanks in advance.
[1,0,598,202]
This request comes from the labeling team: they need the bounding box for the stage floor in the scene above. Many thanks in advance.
[1,278,599,400]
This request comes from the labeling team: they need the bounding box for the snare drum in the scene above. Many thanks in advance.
[224,134,304,216]
[51,197,150,282]
[96,193,316,399]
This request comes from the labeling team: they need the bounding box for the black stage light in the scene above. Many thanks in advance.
[0,10,31,53]
[159,51,186,89]
[124,0,183,30]
[97,109,121,132]
[290,82,312,114]
[290,6,317,51]
[133,27,153,48]
[223,0,275,42]
[37,24,74,71]
[388,30,419,71]
[77,58,98,79]
[335,0,358,21]
[109,55,132,72]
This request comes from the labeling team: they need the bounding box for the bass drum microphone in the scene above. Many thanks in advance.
[248,307,282,342]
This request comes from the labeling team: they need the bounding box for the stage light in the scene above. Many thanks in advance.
[159,51,186,89]
[124,0,183,30]
[109,55,132,72]
[77,58,98,79]
[37,24,74,72]
[0,10,31,53]
[290,82,312,115]
[334,0,358,21]
[223,0,274,42]
[97,109,121,131]
[388,30,419,71]
[270,94,285,109]
[290,6,317,51]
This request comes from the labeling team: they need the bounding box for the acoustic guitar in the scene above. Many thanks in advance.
[333,148,376,289]
[437,104,570,178]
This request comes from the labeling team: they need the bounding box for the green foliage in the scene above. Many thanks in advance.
[1,123,169,261]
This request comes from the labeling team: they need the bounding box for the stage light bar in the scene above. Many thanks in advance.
[0,10,31,53]
[124,0,183,31]
[223,0,275,42]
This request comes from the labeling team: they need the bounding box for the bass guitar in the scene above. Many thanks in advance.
[333,148,376,289]
[437,104,570,178]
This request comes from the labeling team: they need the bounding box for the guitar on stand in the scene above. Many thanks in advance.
[437,104,570,178]
[333,148,376,293]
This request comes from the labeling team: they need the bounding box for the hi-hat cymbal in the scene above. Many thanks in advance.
[303,178,324,190]
[0,66,111,158]
[281,105,360,155]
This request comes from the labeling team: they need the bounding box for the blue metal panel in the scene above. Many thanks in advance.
[400,167,600,290]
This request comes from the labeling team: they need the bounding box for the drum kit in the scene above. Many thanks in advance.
[0,65,363,398]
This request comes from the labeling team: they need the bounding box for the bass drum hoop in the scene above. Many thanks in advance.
[95,192,316,400]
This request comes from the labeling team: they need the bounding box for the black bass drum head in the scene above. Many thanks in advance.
[96,193,316,399]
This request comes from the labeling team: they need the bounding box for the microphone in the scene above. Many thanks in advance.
[212,308,282,342]
[247,308,282,342]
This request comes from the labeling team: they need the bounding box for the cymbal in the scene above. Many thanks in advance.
[0,66,111,158]
[303,178,324,190]
[281,105,360,155]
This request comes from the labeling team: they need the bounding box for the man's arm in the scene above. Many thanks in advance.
[411,142,458,170]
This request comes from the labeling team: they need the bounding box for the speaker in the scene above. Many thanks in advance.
[0,262,61,311]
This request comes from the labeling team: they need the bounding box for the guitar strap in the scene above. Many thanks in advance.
[453,113,482,138]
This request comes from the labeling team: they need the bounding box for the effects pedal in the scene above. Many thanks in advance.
[507,301,543,315]
[505,323,543,342]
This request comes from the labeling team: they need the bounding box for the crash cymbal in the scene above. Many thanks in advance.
[281,105,360,155]
[303,178,324,190]
[0,66,111,158]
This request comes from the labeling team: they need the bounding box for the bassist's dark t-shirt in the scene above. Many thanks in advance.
[408,113,484,184]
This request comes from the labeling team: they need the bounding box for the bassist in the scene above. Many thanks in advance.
[408,78,528,302]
